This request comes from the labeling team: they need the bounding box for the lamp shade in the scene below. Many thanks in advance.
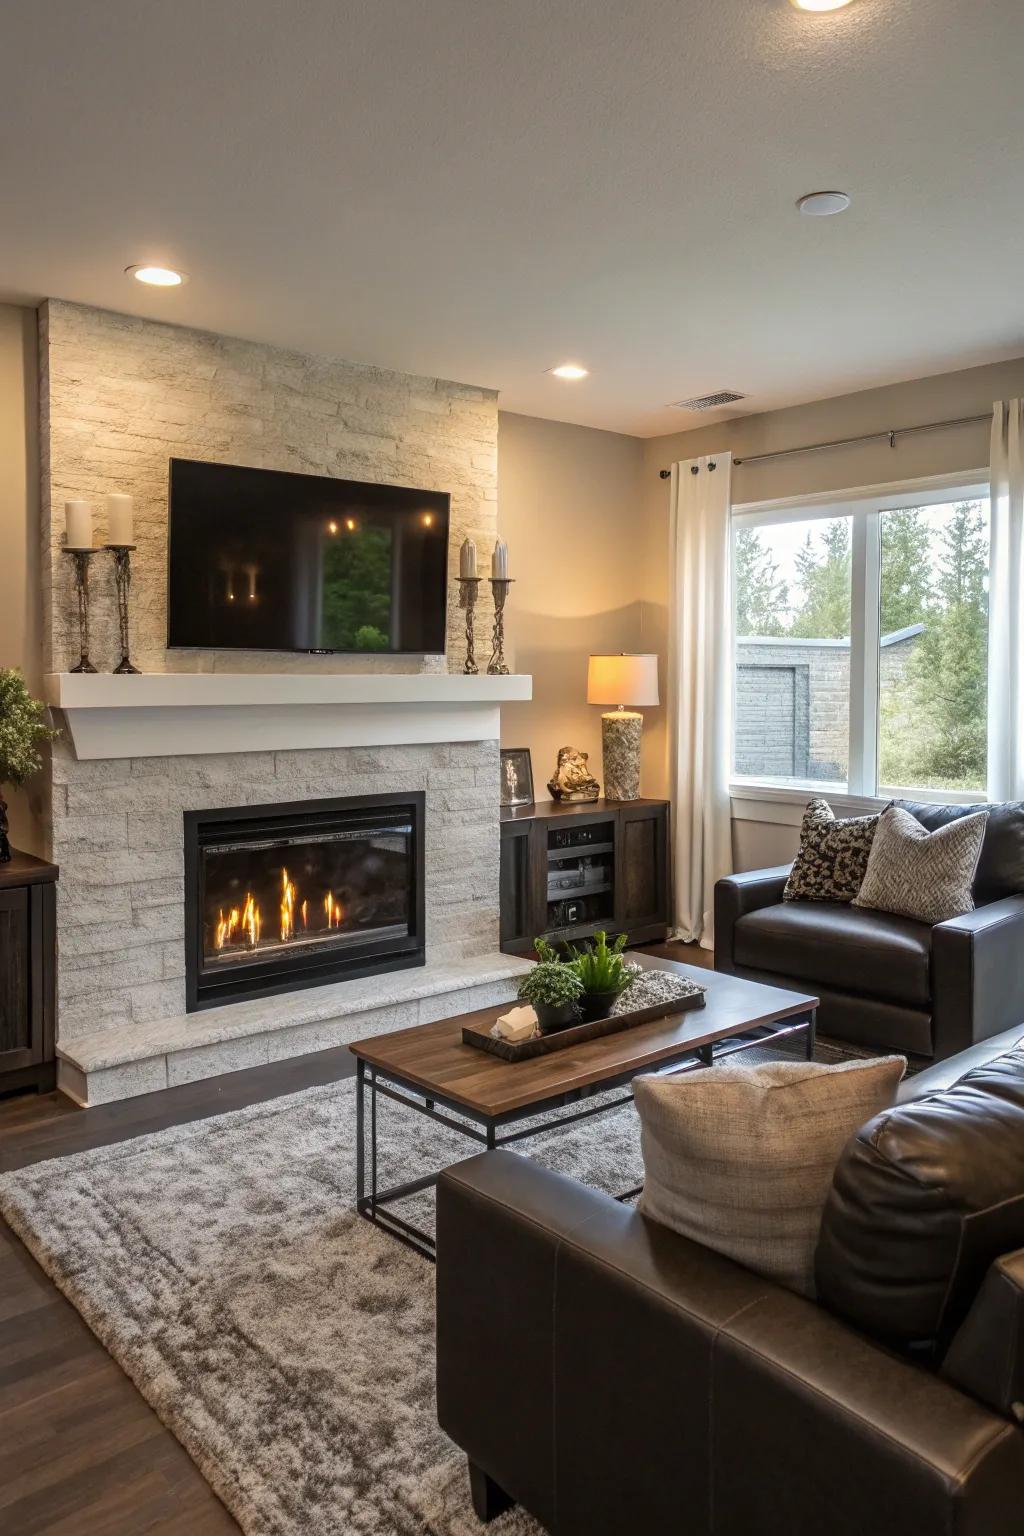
[587,653,659,708]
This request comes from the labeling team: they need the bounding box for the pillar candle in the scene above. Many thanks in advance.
[106,493,134,546]
[460,537,478,578]
[64,500,93,549]
[491,538,509,579]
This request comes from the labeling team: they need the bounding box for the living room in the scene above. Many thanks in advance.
[2,2,1024,1532]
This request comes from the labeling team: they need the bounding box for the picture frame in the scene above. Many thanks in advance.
[500,747,535,808]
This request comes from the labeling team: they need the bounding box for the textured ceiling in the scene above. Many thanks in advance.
[1,0,1022,436]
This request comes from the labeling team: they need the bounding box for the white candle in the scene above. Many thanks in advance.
[106,493,134,546]
[65,500,93,549]
[491,538,509,579]
[460,537,477,579]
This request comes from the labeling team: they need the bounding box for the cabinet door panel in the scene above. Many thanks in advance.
[0,887,34,1067]
[615,805,669,931]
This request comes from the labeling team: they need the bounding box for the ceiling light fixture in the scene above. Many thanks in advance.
[548,363,589,380]
[797,190,851,217]
[790,0,855,11]
[125,264,187,287]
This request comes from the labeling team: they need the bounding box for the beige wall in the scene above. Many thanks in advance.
[498,412,659,800]
[641,354,1024,869]
[0,304,42,854]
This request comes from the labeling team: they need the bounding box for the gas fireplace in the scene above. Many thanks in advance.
[183,792,425,1010]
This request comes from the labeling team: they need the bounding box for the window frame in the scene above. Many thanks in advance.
[730,469,991,820]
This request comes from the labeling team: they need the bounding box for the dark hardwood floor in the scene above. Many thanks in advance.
[0,938,708,1534]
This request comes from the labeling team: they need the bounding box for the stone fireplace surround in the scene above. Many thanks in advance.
[38,300,534,1104]
[50,726,531,1106]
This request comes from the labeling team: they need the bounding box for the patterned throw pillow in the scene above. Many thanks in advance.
[783,798,880,905]
[853,805,988,924]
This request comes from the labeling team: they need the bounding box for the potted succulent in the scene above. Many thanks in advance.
[0,669,58,863]
[569,930,633,1021]
[517,960,584,1034]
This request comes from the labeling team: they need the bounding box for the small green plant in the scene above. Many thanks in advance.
[569,930,631,995]
[0,669,58,862]
[0,668,57,789]
[518,961,584,1008]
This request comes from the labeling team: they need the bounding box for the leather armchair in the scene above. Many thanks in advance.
[436,1151,1024,1535]
[715,812,1024,1062]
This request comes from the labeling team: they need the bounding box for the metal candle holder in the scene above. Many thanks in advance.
[64,546,98,673]
[105,544,140,674]
[487,577,514,676]
[457,576,481,675]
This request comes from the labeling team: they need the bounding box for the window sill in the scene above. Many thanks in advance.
[729,780,986,826]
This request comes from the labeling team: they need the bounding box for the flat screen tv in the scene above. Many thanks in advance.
[166,458,450,655]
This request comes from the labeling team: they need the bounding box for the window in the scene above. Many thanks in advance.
[731,479,990,801]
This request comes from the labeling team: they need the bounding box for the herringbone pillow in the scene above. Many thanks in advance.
[635,1055,906,1297]
[853,805,988,924]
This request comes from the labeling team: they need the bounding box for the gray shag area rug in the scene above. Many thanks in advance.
[0,1035,849,1535]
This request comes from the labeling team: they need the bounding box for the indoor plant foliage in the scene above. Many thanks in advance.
[0,669,58,862]
[569,930,633,1020]
[517,960,584,1033]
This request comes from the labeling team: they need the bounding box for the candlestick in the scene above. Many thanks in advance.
[458,576,481,675]
[459,537,478,579]
[487,577,514,676]
[491,538,509,580]
[63,547,98,673]
[65,500,93,551]
[106,493,134,547]
[105,544,141,674]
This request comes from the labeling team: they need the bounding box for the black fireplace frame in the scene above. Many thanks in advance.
[183,791,426,1012]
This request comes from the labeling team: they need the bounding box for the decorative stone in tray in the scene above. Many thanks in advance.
[463,970,707,1061]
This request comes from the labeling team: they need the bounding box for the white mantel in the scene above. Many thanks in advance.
[44,672,532,759]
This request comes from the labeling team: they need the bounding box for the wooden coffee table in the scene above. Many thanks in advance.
[348,953,818,1259]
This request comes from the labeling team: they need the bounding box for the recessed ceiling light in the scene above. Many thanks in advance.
[125,264,187,287]
[797,190,851,217]
[548,363,589,380]
[790,0,855,11]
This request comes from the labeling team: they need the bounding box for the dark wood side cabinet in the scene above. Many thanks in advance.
[500,799,670,956]
[0,850,58,1097]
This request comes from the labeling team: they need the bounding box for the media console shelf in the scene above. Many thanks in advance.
[499,799,670,956]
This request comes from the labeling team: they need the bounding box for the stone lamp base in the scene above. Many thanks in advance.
[601,709,644,801]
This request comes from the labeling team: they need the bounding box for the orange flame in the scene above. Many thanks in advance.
[242,892,260,948]
[280,867,297,941]
[324,891,342,929]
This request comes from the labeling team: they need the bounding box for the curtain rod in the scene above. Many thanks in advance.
[656,411,991,478]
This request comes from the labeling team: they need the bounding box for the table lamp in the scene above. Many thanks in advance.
[586,653,660,801]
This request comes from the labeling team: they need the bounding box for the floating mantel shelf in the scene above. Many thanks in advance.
[44,672,533,761]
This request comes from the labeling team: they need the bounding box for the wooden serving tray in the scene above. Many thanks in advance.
[462,989,706,1061]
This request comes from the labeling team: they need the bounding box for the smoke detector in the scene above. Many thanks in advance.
[669,391,746,411]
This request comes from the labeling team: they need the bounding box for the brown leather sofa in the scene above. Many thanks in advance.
[435,1028,1024,1535]
[714,797,1024,1062]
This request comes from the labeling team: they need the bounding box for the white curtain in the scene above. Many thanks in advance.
[667,452,734,947]
[988,400,1024,801]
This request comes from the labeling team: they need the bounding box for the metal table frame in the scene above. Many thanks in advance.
[355,1008,816,1261]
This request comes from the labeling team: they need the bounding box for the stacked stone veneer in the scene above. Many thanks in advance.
[50,734,499,1041]
[38,301,508,1055]
[40,299,498,674]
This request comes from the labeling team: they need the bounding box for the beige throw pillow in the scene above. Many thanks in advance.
[634,1055,906,1297]
[852,804,988,924]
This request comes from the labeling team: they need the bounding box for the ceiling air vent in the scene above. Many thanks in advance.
[670,390,746,411]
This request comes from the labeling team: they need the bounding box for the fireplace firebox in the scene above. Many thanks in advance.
[184,793,425,1010]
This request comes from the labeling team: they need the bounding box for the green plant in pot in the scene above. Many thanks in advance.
[0,670,58,864]
[569,930,632,1021]
[517,960,584,1034]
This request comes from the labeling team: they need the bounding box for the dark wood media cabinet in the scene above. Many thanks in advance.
[0,849,58,1097]
[499,798,670,956]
